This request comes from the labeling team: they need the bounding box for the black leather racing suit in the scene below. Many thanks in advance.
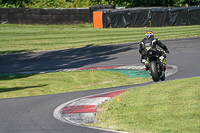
[139,37,169,64]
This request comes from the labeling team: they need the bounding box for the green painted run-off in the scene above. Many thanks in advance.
[97,69,150,78]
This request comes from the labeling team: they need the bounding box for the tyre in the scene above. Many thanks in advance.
[150,60,160,82]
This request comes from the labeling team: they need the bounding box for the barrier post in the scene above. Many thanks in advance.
[93,11,103,28]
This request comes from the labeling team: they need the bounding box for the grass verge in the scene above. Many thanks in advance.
[0,70,151,99]
[0,24,199,54]
[89,76,200,133]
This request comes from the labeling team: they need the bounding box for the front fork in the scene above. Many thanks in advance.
[148,58,166,71]
[148,57,167,71]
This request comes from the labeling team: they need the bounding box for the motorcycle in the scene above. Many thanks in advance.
[146,47,167,82]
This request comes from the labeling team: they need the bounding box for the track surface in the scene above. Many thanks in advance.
[0,37,200,133]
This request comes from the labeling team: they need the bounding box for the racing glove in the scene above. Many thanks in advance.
[165,50,170,54]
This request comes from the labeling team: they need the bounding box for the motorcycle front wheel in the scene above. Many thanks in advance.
[150,60,160,82]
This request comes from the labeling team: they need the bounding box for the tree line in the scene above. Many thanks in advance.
[0,0,199,8]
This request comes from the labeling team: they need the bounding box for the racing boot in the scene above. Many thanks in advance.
[159,56,166,71]
[142,59,149,71]
[159,56,165,63]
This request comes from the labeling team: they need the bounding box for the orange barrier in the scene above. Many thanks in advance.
[93,11,103,28]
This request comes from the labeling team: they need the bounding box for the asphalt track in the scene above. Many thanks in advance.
[0,37,200,133]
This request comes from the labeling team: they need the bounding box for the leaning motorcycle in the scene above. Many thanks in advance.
[146,47,166,82]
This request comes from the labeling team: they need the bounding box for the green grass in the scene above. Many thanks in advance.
[89,76,200,133]
[0,24,199,54]
[0,71,151,99]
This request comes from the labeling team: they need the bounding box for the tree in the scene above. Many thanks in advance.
[0,0,199,8]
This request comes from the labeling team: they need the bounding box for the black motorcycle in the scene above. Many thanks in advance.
[146,48,166,82]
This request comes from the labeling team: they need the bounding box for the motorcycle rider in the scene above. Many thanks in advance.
[139,31,169,71]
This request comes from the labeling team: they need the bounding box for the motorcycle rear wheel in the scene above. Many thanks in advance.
[150,60,160,82]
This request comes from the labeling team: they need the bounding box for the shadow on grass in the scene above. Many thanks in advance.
[0,74,36,80]
[0,84,48,93]
[0,49,36,55]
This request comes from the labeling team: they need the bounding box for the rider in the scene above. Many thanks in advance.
[139,31,169,71]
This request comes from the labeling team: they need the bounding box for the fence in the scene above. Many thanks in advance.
[94,6,200,28]
[0,5,115,25]
[0,8,91,24]
[1,6,199,27]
